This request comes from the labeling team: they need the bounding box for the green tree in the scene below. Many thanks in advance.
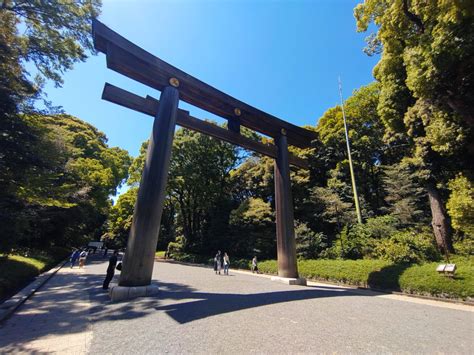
[0,1,103,252]
[1,114,130,253]
[294,220,326,259]
[119,126,239,255]
[447,174,474,238]
[106,187,137,248]
[355,0,474,253]
[229,197,276,258]
[314,83,388,216]
[383,162,428,227]
[230,156,274,203]
[1,0,101,107]
[168,127,239,252]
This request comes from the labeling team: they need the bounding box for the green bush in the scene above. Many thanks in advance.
[373,230,440,263]
[396,256,474,299]
[259,257,473,300]
[321,217,441,263]
[320,217,400,260]
[344,216,401,259]
[231,258,252,270]
[155,251,166,258]
[453,238,474,256]
[172,253,209,264]
[295,221,326,259]
[167,236,186,258]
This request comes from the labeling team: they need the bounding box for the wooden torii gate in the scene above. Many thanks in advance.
[92,20,317,298]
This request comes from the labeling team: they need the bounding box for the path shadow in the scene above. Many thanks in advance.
[367,263,411,291]
[154,281,361,324]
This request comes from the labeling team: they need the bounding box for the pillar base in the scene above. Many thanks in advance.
[108,283,159,302]
[271,276,307,286]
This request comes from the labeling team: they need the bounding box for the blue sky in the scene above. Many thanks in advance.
[41,0,378,158]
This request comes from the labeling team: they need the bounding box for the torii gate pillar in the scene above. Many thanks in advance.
[118,86,179,290]
[274,130,301,281]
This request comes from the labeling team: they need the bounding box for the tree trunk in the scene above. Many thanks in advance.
[426,183,454,254]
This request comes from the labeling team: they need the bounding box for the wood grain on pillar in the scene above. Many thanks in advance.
[274,132,299,278]
[119,86,179,287]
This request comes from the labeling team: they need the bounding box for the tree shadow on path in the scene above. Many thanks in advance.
[367,263,411,291]
[154,281,361,324]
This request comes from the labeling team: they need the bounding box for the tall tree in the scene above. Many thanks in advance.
[1,0,103,252]
[314,82,387,216]
[383,162,428,227]
[355,0,474,253]
[229,197,276,258]
[1,114,130,253]
[0,0,101,108]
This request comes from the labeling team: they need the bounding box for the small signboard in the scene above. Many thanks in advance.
[445,264,456,273]
[436,263,456,276]
[88,241,104,249]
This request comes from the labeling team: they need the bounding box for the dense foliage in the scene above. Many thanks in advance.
[0,0,133,254]
[354,0,474,253]
[1,114,130,253]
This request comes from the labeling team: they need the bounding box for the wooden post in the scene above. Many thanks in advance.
[228,118,240,134]
[274,130,298,278]
[119,86,179,287]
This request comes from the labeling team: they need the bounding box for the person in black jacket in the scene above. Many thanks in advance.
[103,250,119,290]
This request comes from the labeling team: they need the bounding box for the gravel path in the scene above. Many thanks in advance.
[1,255,473,354]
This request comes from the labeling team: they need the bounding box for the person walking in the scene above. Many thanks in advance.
[78,249,88,268]
[214,251,222,275]
[223,252,230,275]
[103,250,119,290]
[70,249,80,268]
[251,256,258,273]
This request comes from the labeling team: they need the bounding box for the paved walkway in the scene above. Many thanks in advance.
[0,255,473,354]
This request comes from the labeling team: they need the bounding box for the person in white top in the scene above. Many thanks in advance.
[251,256,258,273]
[78,249,88,268]
[223,252,230,275]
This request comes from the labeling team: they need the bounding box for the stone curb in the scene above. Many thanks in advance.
[0,259,68,323]
[157,258,473,306]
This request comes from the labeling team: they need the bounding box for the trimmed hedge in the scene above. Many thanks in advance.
[0,248,69,300]
[259,257,473,300]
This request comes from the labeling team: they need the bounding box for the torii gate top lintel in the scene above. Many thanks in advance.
[92,19,317,151]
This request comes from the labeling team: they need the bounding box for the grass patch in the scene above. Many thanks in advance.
[0,248,69,300]
[398,256,474,299]
[155,251,166,258]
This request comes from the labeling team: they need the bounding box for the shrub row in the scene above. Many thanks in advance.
[258,257,473,300]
